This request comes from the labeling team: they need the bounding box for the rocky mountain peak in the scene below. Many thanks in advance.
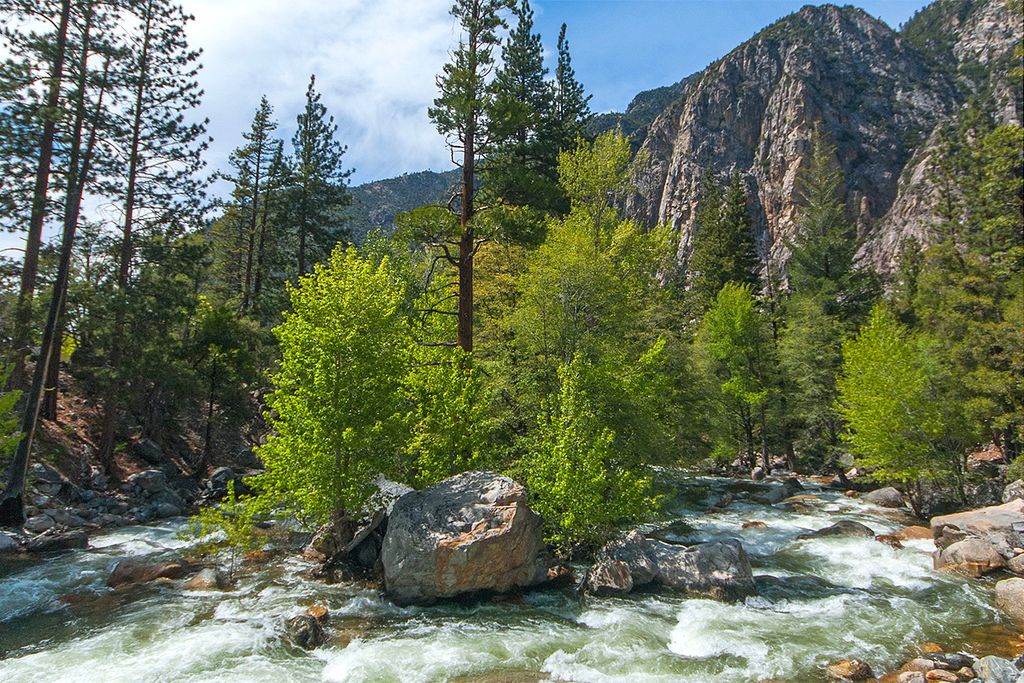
[626,1,956,274]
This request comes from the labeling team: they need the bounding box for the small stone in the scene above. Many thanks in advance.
[918,643,944,654]
[844,490,860,498]
[904,658,936,672]
[898,526,935,541]
[825,659,874,681]
[898,673,926,683]
[742,521,768,529]
[183,567,229,591]
[924,670,957,682]
[24,514,55,533]
[955,667,974,680]
[751,467,766,481]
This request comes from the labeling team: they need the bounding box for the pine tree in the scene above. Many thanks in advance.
[484,0,560,211]
[686,172,760,317]
[291,74,352,277]
[98,0,208,467]
[427,0,511,353]
[779,132,877,468]
[2,0,72,386]
[552,23,591,152]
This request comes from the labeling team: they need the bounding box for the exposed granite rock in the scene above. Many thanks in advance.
[381,471,547,605]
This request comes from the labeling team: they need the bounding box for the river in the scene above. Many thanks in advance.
[0,476,1013,682]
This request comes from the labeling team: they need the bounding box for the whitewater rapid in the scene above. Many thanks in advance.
[0,477,1006,682]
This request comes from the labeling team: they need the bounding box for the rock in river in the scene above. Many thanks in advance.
[381,471,547,605]
[863,486,905,508]
[107,560,190,588]
[798,520,876,540]
[933,537,1006,577]
[994,578,1024,625]
[584,532,756,601]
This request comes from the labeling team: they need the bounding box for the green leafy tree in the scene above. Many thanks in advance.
[181,481,262,579]
[838,306,975,512]
[695,282,775,469]
[255,247,411,522]
[521,356,656,552]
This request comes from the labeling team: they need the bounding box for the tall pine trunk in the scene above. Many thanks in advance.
[457,132,475,352]
[41,1,97,422]
[99,0,154,471]
[0,63,109,527]
[10,0,72,389]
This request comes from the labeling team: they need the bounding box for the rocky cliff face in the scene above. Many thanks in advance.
[626,0,1021,276]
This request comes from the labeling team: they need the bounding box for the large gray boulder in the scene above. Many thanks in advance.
[933,537,1006,577]
[972,656,1019,683]
[994,578,1024,625]
[381,471,547,605]
[646,539,756,600]
[864,486,905,508]
[931,499,1024,555]
[584,533,756,601]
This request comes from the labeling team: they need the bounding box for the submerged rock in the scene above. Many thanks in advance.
[798,520,876,540]
[864,486,905,508]
[107,560,190,587]
[381,471,547,605]
[825,658,874,680]
[285,613,325,649]
[897,526,934,541]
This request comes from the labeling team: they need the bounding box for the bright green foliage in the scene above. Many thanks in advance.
[686,172,760,317]
[256,247,412,521]
[838,306,974,508]
[181,481,262,579]
[404,348,488,487]
[0,366,21,465]
[521,356,656,551]
[557,131,634,247]
[695,283,774,468]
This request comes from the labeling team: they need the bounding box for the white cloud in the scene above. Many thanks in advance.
[181,0,458,186]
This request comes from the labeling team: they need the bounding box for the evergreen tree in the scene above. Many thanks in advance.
[428,0,511,352]
[98,0,208,465]
[484,0,560,212]
[686,172,760,317]
[778,132,877,468]
[552,23,591,152]
[290,74,352,277]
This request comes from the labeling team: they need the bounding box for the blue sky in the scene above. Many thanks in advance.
[178,0,933,188]
[0,0,934,255]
